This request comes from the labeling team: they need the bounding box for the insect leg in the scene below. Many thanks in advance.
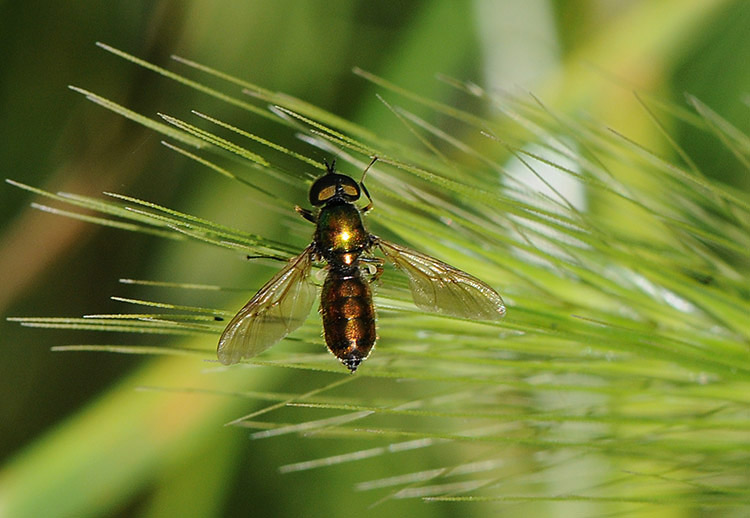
[295,205,317,223]
[359,156,378,214]
[245,254,289,262]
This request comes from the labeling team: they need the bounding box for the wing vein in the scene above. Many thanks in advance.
[217,245,317,364]
[376,239,505,320]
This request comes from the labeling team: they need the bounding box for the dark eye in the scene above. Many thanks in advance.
[339,178,361,201]
[309,176,336,206]
[308,174,360,206]
[314,185,337,204]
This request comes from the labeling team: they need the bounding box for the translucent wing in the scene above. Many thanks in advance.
[377,239,505,320]
[217,245,316,365]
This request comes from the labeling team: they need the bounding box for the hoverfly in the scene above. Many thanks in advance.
[217,159,505,372]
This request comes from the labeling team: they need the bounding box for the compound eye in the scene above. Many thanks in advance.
[308,173,361,205]
[309,176,336,206]
[340,179,360,200]
[314,185,337,204]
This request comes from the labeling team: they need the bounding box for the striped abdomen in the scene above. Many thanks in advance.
[320,267,376,372]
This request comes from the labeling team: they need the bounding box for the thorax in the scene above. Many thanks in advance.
[315,202,369,265]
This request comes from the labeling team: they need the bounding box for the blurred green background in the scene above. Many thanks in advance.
[1,1,748,517]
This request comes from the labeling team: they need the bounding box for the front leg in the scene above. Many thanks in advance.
[295,205,317,223]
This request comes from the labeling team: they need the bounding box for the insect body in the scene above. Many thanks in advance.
[217,160,505,372]
[311,174,377,371]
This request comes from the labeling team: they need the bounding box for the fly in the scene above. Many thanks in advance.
[217,159,506,372]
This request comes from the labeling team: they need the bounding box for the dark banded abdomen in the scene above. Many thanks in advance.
[320,267,376,372]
